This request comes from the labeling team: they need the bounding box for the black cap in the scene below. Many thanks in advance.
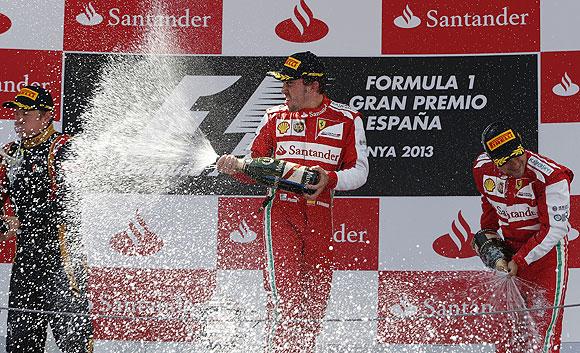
[2,85,54,111]
[481,121,525,167]
[267,51,325,81]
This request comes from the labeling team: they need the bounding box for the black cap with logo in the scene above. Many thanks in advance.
[267,51,325,81]
[481,121,525,167]
[2,85,54,111]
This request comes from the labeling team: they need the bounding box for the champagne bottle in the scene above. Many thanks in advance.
[471,229,513,271]
[236,157,319,195]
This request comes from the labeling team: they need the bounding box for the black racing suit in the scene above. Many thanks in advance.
[1,125,93,353]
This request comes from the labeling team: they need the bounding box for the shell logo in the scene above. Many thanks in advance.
[277,121,290,134]
[484,178,495,192]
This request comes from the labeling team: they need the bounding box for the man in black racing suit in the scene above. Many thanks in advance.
[1,86,93,352]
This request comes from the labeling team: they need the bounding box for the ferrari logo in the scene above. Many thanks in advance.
[318,119,326,130]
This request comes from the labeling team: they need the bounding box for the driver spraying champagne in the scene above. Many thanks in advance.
[217,51,368,353]
[472,121,573,353]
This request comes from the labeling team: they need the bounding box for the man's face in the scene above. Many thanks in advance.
[13,109,52,138]
[498,154,527,178]
[282,79,309,112]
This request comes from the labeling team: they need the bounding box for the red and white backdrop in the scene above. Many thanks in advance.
[1,0,579,352]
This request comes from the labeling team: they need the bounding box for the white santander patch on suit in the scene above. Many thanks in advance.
[488,199,539,222]
[275,141,342,165]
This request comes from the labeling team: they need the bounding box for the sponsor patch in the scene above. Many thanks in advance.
[293,120,305,134]
[316,118,344,140]
[497,180,505,194]
[489,200,538,222]
[276,119,305,137]
[279,193,298,203]
[284,56,301,70]
[486,129,515,151]
[483,176,506,197]
[553,213,569,222]
[277,120,290,135]
[484,178,495,192]
[275,141,342,165]
[528,156,554,176]
[515,182,535,199]
[19,88,39,100]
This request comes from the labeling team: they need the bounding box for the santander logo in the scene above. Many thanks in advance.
[393,5,421,29]
[110,210,164,256]
[0,12,12,35]
[389,294,418,319]
[275,0,329,43]
[394,5,531,29]
[432,211,477,259]
[275,145,287,155]
[76,2,104,26]
[229,219,257,243]
[552,72,579,97]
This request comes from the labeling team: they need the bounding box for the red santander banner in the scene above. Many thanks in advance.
[89,267,216,341]
[541,51,580,123]
[382,0,539,54]
[217,197,265,270]
[63,0,223,54]
[217,197,379,271]
[332,198,379,270]
[0,49,62,121]
[377,271,549,349]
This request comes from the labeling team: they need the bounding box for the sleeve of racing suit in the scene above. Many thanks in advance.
[479,195,500,231]
[472,168,500,231]
[51,135,71,192]
[1,171,15,217]
[0,147,15,218]
[232,112,274,184]
[511,174,572,270]
[327,114,368,191]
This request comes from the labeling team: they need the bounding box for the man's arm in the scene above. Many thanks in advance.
[511,174,572,271]
[327,114,368,191]
[479,195,500,231]
[472,157,501,231]
[0,155,19,242]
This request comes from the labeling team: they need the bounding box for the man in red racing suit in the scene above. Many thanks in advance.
[473,121,573,353]
[217,51,368,352]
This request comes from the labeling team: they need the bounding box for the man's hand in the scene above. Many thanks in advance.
[216,155,242,175]
[304,166,329,201]
[0,215,20,242]
[507,260,518,277]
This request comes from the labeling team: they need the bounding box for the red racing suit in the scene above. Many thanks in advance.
[473,150,573,353]
[247,95,368,352]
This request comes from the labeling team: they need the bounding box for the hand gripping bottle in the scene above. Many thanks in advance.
[236,157,319,195]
